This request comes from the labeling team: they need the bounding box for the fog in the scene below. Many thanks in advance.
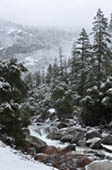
[0,0,112,29]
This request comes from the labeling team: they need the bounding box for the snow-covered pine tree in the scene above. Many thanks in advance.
[81,9,112,126]
[35,71,41,87]
[91,8,112,90]
[59,47,64,78]
[46,64,53,85]
[71,28,91,98]
[0,58,30,147]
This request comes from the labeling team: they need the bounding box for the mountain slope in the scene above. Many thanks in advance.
[0,20,77,72]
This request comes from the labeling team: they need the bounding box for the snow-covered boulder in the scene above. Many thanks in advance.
[102,144,112,152]
[86,138,102,149]
[86,129,101,140]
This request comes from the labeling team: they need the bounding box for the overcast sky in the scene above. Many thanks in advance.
[0,0,112,29]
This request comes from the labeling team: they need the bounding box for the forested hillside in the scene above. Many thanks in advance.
[24,9,112,126]
[1,8,112,170]
[0,20,76,72]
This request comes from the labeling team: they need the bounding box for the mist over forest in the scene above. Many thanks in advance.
[1,1,112,170]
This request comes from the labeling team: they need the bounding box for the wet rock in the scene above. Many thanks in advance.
[26,135,47,152]
[48,125,87,144]
[90,140,102,149]
[77,139,86,147]
[86,129,101,140]
[47,131,62,140]
[57,122,68,129]
[86,137,102,149]
[66,126,86,136]
[24,128,30,136]
[84,149,105,159]
[61,134,73,142]
[49,112,58,121]
[71,131,85,144]
[47,126,58,134]
[102,144,112,152]
[102,134,112,145]
[0,134,14,146]
[62,144,76,152]
[109,121,112,128]
[26,147,36,155]
[67,119,77,126]
[86,160,112,170]
[90,141,102,149]
[35,153,50,163]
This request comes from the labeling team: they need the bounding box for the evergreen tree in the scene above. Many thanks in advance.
[41,67,45,84]
[52,57,60,85]
[35,71,41,87]
[0,58,30,147]
[81,9,112,126]
[71,28,91,98]
[91,8,112,90]
[59,47,64,78]
[46,64,53,85]
[24,72,33,88]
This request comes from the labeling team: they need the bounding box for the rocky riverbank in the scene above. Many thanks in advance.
[24,117,112,169]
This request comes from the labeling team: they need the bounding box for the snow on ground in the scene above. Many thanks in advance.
[0,141,56,170]
[48,108,56,114]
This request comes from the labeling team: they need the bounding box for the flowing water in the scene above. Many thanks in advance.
[29,124,68,148]
[29,123,112,158]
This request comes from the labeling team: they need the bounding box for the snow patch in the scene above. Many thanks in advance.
[0,141,54,170]
[48,108,56,114]
[7,28,17,35]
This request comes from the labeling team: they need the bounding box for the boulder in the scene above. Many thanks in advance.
[86,160,112,170]
[26,135,47,152]
[47,132,62,140]
[59,126,86,137]
[86,137,102,149]
[109,121,112,128]
[35,153,50,163]
[102,134,112,145]
[26,147,36,155]
[90,140,102,149]
[84,149,105,159]
[57,122,68,129]
[77,139,86,147]
[61,134,73,142]
[102,144,112,152]
[71,131,85,144]
[62,144,76,152]
[86,129,101,140]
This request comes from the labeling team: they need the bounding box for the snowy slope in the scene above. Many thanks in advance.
[0,142,55,170]
[0,19,77,72]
